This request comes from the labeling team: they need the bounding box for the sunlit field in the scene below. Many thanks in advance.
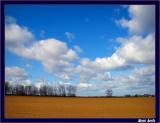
[5,96,155,118]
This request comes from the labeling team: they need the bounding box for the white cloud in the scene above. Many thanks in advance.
[9,38,79,80]
[5,15,155,96]
[113,65,155,94]
[5,66,32,86]
[75,52,130,83]
[76,64,97,82]
[76,64,155,96]
[77,82,92,88]
[116,5,155,34]
[5,66,28,80]
[5,21,34,48]
[75,45,155,94]
[94,54,128,70]
[76,58,114,83]
[89,65,155,95]
[111,5,155,95]
[131,65,155,81]
[116,33,155,64]
[80,54,128,71]
[5,18,79,81]
[65,32,75,41]
[30,39,78,80]
[97,72,112,81]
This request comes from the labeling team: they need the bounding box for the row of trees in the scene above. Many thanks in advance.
[125,94,155,97]
[5,81,77,97]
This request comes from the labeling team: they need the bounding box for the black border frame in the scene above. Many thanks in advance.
[0,0,159,122]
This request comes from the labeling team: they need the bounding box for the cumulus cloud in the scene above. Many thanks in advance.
[130,65,155,85]
[5,19,34,49]
[94,54,128,70]
[97,72,112,81]
[5,17,80,81]
[82,64,155,96]
[5,14,155,96]
[132,65,155,77]
[65,32,75,41]
[113,65,155,94]
[76,64,96,82]
[116,33,155,64]
[81,54,129,71]
[116,5,155,34]
[75,51,131,83]
[111,5,155,95]
[7,38,79,81]
[75,47,154,95]
[5,66,32,86]
[77,82,92,88]
[75,58,115,87]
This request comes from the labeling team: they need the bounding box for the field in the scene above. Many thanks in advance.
[5,96,155,118]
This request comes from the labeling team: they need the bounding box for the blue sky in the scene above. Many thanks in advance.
[5,4,155,96]
[5,5,128,58]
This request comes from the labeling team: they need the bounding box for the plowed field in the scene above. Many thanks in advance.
[5,96,155,118]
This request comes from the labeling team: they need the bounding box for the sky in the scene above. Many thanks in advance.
[5,4,155,96]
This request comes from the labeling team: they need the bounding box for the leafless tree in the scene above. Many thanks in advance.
[66,85,76,96]
[5,81,10,95]
[15,84,25,95]
[52,86,58,96]
[57,84,66,96]
[105,89,113,97]
[25,85,32,95]
[5,80,77,97]
[46,85,53,96]
[32,86,39,95]
[39,85,47,96]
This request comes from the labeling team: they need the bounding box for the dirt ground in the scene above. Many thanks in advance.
[5,96,155,118]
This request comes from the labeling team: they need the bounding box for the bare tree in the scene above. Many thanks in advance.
[11,85,16,95]
[16,84,25,95]
[105,89,113,97]
[66,85,76,96]
[5,80,77,97]
[39,85,47,96]
[5,81,10,95]
[52,86,58,96]
[46,85,53,96]
[57,84,66,96]
[32,85,39,95]
[24,85,38,95]
[25,85,32,95]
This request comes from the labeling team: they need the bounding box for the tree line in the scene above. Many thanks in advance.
[5,81,77,97]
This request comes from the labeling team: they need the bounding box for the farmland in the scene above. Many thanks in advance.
[5,96,155,118]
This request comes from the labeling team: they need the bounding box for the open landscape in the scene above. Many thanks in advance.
[5,96,155,118]
[5,4,156,120]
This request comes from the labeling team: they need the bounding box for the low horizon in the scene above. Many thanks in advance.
[5,4,155,96]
